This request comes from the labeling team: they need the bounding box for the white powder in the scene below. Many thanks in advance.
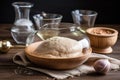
[15,19,33,27]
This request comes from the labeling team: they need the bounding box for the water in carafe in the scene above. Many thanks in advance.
[11,2,35,44]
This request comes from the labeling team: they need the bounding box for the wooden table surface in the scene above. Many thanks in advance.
[0,23,120,80]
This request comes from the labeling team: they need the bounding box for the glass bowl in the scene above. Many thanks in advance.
[26,23,90,47]
[25,23,91,70]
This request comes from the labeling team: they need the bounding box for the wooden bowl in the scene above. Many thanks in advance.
[25,41,92,70]
[86,27,118,54]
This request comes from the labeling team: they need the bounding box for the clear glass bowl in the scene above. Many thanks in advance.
[26,23,90,48]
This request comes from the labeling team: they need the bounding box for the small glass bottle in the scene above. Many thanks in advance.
[11,2,35,44]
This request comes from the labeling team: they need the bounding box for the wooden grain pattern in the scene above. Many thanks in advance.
[0,23,120,80]
[86,27,118,53]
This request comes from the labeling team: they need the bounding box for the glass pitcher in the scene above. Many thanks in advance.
[11,2,35,44]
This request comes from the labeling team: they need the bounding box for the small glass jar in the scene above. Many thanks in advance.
[72,10,98,33]
[11,2,35,44]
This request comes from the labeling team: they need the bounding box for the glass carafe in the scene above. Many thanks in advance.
[11,2,35,44]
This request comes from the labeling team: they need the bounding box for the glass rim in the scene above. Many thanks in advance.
[33,13,63,20]
[72,9,98,16]
[12,2,33,7]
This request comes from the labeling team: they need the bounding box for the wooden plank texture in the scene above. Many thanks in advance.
[0,23,120,80]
